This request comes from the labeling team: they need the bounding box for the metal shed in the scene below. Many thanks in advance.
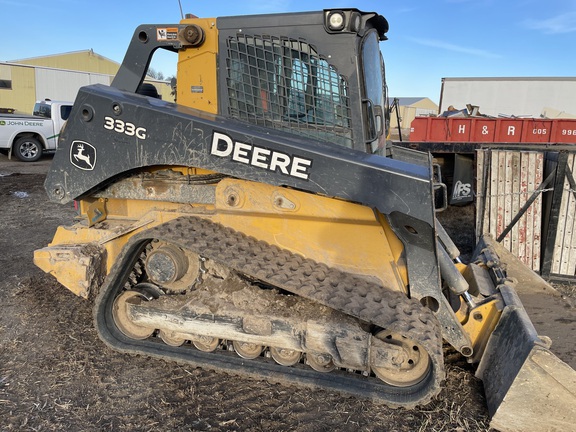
[439,77,576,118]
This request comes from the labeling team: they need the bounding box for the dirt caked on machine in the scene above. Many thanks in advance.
[34,8,575,431]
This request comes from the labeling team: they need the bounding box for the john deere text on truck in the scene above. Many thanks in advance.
[0,99,72,161]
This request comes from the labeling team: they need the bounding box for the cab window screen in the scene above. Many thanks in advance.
[226,34,353,148]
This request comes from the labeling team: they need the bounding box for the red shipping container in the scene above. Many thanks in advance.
[427,117,449,141]
[447,118,472,142]
[495,119,523,142]
[471,118,496,142]
[409,117,430,142]
[550,119,576,143]
[521,119,552,143]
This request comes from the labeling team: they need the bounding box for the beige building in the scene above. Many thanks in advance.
[389,97,438,139]
[0,50,172,114]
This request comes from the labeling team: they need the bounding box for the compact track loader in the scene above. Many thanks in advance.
[34,8,576,431]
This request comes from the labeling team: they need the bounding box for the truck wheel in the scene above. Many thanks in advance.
[13,137,43,162]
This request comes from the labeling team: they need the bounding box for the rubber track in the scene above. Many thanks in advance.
[94,216,445,408]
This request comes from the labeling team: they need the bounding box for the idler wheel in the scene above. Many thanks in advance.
[112,290,155,340]
[370,330,431,387]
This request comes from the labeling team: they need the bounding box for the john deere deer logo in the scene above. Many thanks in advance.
[70,140,96,170]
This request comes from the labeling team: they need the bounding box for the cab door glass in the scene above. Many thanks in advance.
[361,31,386,147]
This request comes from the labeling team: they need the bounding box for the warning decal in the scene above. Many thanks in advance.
[157,27,178,41]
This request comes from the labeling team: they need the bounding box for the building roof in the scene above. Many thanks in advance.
[9,49,119,66]
[442,76,576,82]
[7,49,120,77]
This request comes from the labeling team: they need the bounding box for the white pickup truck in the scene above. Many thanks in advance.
[0,99,72,162]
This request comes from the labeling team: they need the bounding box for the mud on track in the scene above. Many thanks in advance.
[0,155,572,431]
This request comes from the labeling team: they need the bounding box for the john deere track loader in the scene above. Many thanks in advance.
[34,9,575,431]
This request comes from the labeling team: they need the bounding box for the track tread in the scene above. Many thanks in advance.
[94,216,445,408]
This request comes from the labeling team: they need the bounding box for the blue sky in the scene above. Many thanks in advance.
[1,0,575,103]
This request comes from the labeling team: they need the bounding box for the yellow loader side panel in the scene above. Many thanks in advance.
[211,178,408,290]
[34,174,409,298]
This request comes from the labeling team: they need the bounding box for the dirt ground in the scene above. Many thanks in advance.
[0,154,574,432]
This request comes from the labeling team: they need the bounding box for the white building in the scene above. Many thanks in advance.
[439,77,576,118]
